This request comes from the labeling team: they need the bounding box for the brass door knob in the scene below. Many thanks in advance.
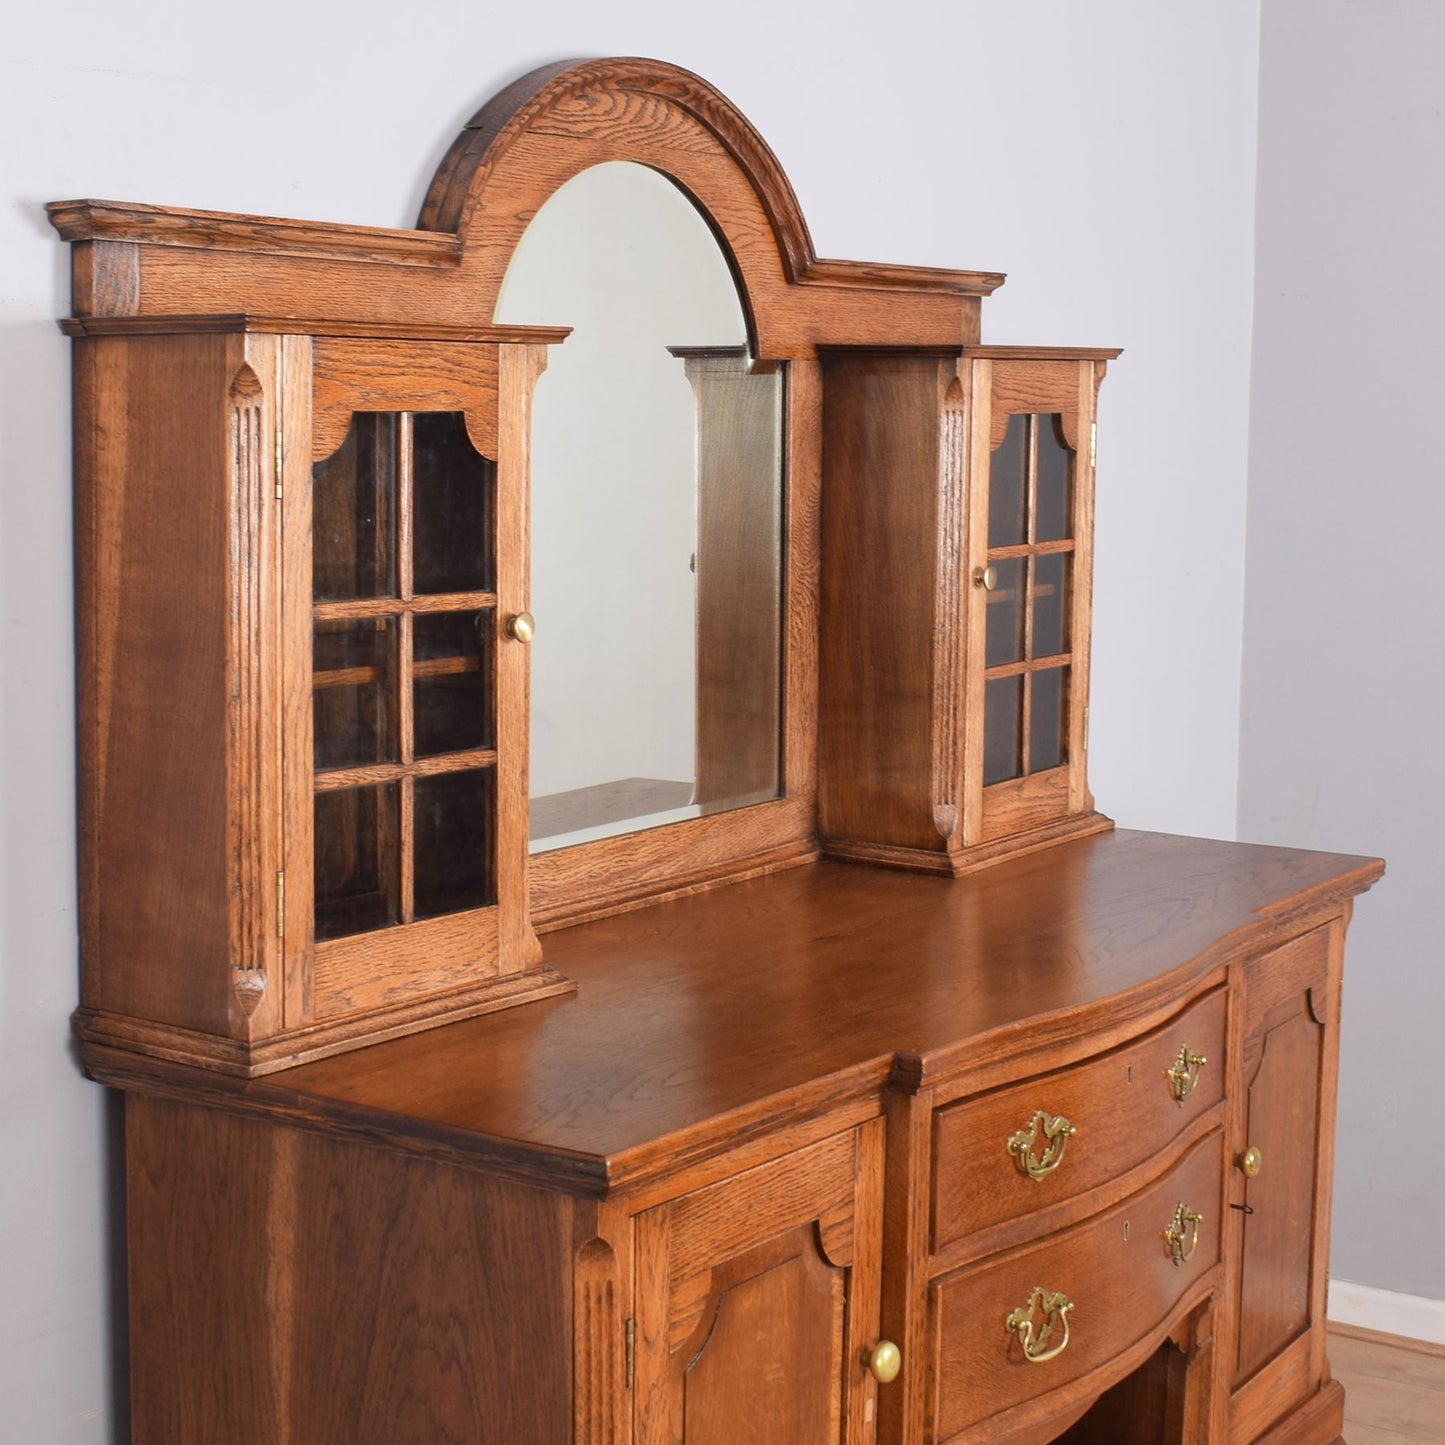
[505,611,535,644]
[1240,1145,1263,1178]
[973,565,998,591]
[866,1340,901,1384]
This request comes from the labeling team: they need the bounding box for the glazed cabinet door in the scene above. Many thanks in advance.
[1227,922,1345,1443]
[632,1121,886,1445]
[962,354,1104,851]
[280,338,551,1035]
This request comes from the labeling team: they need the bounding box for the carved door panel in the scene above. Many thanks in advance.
[632,1122,885,1445]
[1230,922,1342,1428]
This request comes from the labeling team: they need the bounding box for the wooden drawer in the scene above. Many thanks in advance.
[932,987,1226,1253]
[930,1128,1224,1444]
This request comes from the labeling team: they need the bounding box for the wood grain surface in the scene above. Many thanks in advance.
[86,831,1381,1198]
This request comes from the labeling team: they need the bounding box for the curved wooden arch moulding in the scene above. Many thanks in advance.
[51,56,1004,349]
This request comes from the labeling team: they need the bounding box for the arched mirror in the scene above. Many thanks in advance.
[495,161,785,852]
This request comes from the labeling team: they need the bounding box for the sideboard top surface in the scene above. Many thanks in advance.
[89,830,1380,1195]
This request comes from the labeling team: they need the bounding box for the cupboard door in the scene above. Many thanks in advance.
[284,339,545,1027]
[1229,923,1343,1437]
[633,1122,885,1445]
[964,357,1101,848]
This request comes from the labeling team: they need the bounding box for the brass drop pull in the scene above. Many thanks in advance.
[866,1340,901,1384]
[1240,1145,1263,1179]
[1166,1044,1207,1105]
[1006,1110,1077,1181]
[1005,1287,1074,1364]
[1165,1202,1204,1266]
[505,611,536,644]
[973,564,998,591]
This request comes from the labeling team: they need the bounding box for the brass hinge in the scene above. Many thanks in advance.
[274,428,284,500]
[1083,707,1090,753]
[1089,422,1098,470]
[276,871,286,938]
[625,1317,636,1391]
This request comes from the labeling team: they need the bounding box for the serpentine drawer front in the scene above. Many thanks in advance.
[928,1126,1224,1443]
[932,987,1227,1254]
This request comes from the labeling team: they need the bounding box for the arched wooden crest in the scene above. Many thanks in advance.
[418,57,1002,353]
[52,57,1001,350]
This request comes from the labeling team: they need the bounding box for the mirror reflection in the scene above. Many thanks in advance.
[495,161,784,852]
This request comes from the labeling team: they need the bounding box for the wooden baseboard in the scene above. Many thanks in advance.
[1329,1319,1445,1360]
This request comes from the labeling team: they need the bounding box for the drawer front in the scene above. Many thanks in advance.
[932,987,1226,1252]
[930,1128,1224,1443]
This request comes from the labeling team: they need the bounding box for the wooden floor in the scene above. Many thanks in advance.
[1331,1324,1445,1442]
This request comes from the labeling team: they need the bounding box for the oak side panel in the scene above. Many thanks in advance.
[127,1093,574,1445]
[79,334,245,1034]
[819,353,950,851]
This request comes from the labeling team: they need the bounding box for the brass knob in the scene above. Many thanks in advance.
[505,611,535,644]
[1240,1145,1262,1179]
[973,565,998,591]
[866,1340,901,1384]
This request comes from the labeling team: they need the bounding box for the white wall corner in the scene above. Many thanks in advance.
[1328,1277,1445,1346]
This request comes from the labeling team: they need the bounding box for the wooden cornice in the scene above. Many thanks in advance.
[58,312,571,343]
[46,198,461,268]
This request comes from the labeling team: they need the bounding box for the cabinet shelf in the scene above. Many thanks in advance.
[314,749,498,790]
[313,592,498,622]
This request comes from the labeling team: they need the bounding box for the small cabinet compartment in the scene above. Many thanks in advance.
[929,1128,1224,1444]
[932,988,1227,1257]
[632,1122,886,1445]
[819,346,1117,876]
[68,323,570,1077]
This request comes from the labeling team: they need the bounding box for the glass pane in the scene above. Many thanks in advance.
[988,413,1028,547]
[414,769,496,920]
[413,610,493,758]
[984,557,1025,668]
[314,783,400,940]
[1029,666,1068,773]
[983,674,1023,786]
[313,620,398,771]
[1031,553,1071,660]
[312,413,398,601]
[412,412,494,595]
[1035,414,1073,543]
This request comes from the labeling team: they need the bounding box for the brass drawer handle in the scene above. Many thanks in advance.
[1166,1045,1208,1105]
[1165,1202,1204,1265]
[1005,1287,1074,1364]
[1006,1110,1077,1181]
[504,611,535,643]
